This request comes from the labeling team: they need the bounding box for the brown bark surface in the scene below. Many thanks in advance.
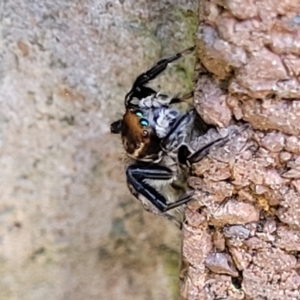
[181,1,300,299]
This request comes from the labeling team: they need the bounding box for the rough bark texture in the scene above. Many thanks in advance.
[181,1,300,299]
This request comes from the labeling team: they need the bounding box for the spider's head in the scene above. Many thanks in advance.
[110,108,161,161]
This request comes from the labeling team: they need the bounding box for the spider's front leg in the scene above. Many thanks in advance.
[125,47,195,106]
[177,135,233,166]
[178,124,251,165]
[126,164,193,213]
[187,136,231,164]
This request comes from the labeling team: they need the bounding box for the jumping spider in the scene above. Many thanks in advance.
[110,47,243,227]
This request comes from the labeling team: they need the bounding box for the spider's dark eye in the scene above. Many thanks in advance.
[135,143,140,149]
[139,119,149,127]
[135,111,143,117]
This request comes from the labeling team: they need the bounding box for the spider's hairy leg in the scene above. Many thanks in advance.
[160,109,195,151]
[163,192,194,211]
[133,46,195,87]
[126,164,173,212]
[184,123,251,164]
[125,46,195,106]
[126,164,193,213]
[187,136,231,164]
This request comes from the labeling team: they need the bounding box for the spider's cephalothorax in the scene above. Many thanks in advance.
[110,47,239,227]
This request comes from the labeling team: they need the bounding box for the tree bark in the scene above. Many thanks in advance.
[181,1,300,299]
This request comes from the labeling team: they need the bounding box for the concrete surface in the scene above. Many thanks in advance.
[0,0,197,299]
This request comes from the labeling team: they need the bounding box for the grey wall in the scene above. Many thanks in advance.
[0,1,197,299]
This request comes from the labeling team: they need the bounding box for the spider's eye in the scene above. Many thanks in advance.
[135,111,143,117]
[139,119,149,127]
[135,143,140,149]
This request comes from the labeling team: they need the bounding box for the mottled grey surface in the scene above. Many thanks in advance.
[0,0,197,299]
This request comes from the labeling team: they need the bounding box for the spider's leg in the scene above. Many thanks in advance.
[160,109,195,151]
[187,124,251,164]
[132,47,195,87]
[163,192,194,211]
[187,136,230,164]
[125,86,157,107]
[125,47,195,106]
[126,164,173,212]
[126,164,193,212]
